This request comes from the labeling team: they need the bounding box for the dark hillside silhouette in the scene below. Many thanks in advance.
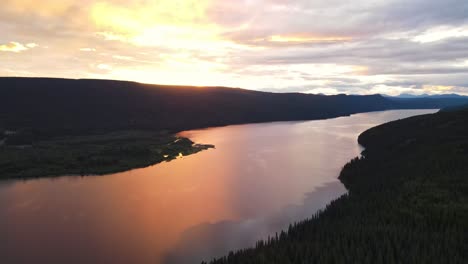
[1,77,467,138]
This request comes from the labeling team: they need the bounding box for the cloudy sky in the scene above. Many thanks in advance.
[1,0,468,95]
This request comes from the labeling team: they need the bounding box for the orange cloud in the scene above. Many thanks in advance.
[2,0,80,17]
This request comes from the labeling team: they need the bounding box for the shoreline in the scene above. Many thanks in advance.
[208,109,467,264]
[2,110,434,181]
[0,131,214,180]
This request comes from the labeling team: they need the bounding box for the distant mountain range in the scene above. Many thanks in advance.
[1,77,468,138]
[385,93,468,99]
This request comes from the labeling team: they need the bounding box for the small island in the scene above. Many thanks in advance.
[0,130,214,179]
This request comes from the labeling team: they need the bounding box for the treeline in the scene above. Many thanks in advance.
[207,109,468,263]
[0,131,213,179]
[1,77,467,141]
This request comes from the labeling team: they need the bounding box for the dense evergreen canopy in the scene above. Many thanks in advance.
[208,109,468,264]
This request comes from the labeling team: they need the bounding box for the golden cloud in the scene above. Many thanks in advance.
[0,42,37,52]
[269,35,352,43]
[423,85,455,92]
[90,0,212,35]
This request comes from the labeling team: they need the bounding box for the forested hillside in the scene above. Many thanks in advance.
[208,109,468,264]
[1,77,466,140]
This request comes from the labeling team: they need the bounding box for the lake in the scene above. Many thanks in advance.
[0,109,437,264]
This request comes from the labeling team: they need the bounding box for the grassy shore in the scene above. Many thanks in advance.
[0,130,213,179]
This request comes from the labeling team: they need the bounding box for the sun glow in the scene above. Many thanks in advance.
[90,0,211,34]
[89,0,224,50]
[88,0,252,82]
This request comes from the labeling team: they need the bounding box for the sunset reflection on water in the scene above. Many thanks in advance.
[0,110,437,264]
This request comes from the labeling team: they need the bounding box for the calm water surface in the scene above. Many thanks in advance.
[0,110,437,264]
